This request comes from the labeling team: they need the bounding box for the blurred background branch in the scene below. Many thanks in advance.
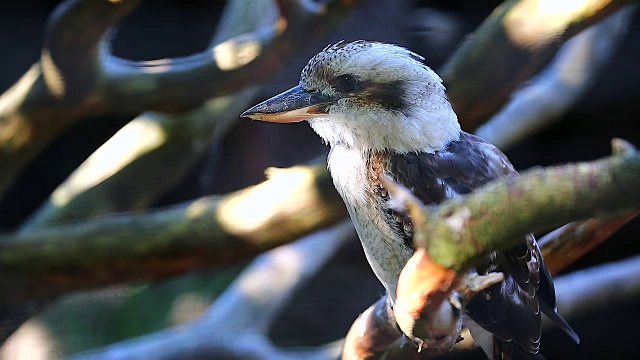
[64,222,355,360]
[0,0,638,359]
[0,0,356,201]
[441,0,634,130]
[475,5,637,150]
[0,162,345,304]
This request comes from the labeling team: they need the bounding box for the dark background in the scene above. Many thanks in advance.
[0,1,638,359]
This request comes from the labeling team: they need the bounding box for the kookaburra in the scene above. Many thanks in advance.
[242,40,579,359]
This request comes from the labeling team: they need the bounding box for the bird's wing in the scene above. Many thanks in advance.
[378,132,577,358]
[380,131,516,242]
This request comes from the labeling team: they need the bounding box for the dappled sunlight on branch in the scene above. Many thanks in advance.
[212,34,268,71]
[49,117,167,208]
[504,0,615,48]
[1,320,57,360]
[441,0,629,129]
[476,6,635,149]
[0,0,359,201]
[216,166,323,236]
[0,161,347,303]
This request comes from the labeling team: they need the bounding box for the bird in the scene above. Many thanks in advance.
[241,40,579,359]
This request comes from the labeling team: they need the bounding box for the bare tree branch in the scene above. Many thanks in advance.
[41,0,142,100]
[342,296,404,360]
[64,222,355,360]
[551,254,640,325]
[475,5,637,149]
[19,0,279,230]
[19,91,256,231]
[0,0,142,201]
[440,0,634,130]
[0,0,359,200]
[0,162,347,304]
[539,212,639,275]
[100,0,359,112]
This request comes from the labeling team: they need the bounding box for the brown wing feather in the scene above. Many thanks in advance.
[376,132,577,357]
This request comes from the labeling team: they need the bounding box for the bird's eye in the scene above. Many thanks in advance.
[334,74,359,93]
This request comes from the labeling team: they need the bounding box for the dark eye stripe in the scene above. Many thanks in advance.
[361,80,407,112]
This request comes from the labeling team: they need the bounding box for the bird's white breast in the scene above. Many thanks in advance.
[327,145,413,298]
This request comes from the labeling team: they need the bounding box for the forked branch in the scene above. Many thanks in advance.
[0,0,358,199]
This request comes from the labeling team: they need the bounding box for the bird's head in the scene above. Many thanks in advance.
[241,40,460,153]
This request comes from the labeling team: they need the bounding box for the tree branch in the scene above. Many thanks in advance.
[19,0,279,230]
[551,254,640,324]
[100,0,357,112]
[0,0,359,200]
[0,0,133,201]
[0,162,347,304]
[474,5,637,149]
[414,140,639,269]
[342,139,639,357]
[440,0,633,130]
[342,296,404,360]
[19,91,257,230]
[538,212,639,274]
[64,222,354,360]
[41,0,141,100]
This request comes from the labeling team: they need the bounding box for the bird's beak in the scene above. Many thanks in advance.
[240,85,338,123]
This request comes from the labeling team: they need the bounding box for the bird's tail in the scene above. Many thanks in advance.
[539,300,580,344]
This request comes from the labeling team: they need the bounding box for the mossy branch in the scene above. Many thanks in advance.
[441,0,633,129]
[342,139,640,358]
[0,162,347,304]
[417,139,639,270]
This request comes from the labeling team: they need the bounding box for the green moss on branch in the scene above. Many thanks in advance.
[419,141,640,270]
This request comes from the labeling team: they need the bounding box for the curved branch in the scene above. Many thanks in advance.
[41,0,141,99]
[18,0,280,230]
[475,5,637,149]
[342,296,404,360]
[101,0,358,112]
[440,0,633,129]
[65,222,354,360]
[0,0,359,200]
[0,162,347,304]
[0,0,139,201]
